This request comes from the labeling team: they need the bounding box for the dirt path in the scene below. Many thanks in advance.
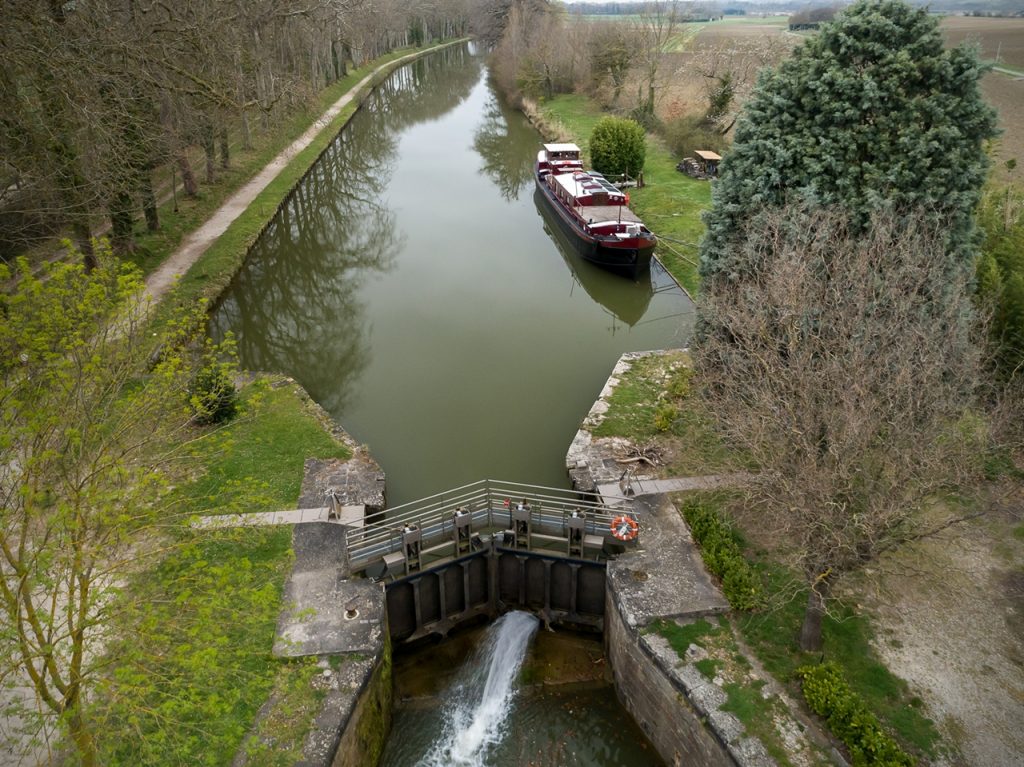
[143,45,447,305]
[852,489,1024,765]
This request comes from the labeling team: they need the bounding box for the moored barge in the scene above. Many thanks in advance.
[535,143,656,279]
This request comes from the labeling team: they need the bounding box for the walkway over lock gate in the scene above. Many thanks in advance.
[341,479,637,578]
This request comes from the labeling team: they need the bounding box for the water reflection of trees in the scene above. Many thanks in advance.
[363,45,481,131]
[211,116,402,413]
[473,84,538,201]
[211,44,482,412]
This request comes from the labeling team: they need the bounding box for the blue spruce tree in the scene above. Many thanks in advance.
[699,0,998,283]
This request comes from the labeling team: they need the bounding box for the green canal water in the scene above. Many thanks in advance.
[211,42,694,506]
[211,42,686,766]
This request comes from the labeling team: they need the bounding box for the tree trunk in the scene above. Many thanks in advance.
[240,108,252,150]
[176,151,198,196]
[109,191,136,254]
[201,123,216,184]
[67,705,97,767]
[219,126,229,169]
[799,576,830,652]
[139,169,159,231]
[72,220,97,271]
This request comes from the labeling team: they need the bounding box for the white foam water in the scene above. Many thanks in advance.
[418,611,540,766]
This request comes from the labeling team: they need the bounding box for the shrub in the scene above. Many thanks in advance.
[191,362,238,425]
[682,502,763,611]
[662,114,726,160]
[975,184,1024,381]
[628,106,662,133]
[667,367,692,399]
[654,403,678,432]
[797,662,914,767]
[589,116,646,178]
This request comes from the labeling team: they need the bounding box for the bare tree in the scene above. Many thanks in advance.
[471,0,515,44]
[631,0,685,119]
[693,206,984,651]
[588,20,640,107]
[2,0,471,264]
[490,0,557,104]
[678,33,789,134]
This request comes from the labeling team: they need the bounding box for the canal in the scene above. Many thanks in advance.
[211,42,690,767]
[211,42,694,506]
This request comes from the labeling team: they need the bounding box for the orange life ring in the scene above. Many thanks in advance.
[610,515,639,542]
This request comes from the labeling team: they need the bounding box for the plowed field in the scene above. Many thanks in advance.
[942,16,1024,71]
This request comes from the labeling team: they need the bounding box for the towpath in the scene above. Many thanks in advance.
[144,43,453,305]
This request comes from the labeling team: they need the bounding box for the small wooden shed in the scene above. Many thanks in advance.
[694,150,722,177]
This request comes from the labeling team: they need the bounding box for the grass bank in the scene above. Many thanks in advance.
[652,616,832,767]
[536,95,711,294]
[590,350,732,476]
[732,551,942,760]
[94,379,351,764]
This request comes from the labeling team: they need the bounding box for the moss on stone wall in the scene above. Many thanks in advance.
[347,634,393,767]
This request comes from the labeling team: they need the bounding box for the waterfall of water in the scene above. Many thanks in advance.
[418,611,540,766]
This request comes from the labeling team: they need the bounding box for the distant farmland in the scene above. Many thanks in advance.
[940,17,1024,180]
[941,15,1024,72]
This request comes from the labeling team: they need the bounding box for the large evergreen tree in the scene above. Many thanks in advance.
[699,0,997,282]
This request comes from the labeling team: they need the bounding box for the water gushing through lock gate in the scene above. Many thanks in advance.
[408,611,539,766]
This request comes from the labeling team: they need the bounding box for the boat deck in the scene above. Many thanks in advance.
[575,204,643,224]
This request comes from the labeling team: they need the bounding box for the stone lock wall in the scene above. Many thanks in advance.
[331,635,393,767]
[605,588,735,767]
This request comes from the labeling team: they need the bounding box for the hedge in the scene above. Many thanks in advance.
[682,502,763,611]
[797,662,915,767]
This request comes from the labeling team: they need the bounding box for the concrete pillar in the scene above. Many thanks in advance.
[411,579,423,633]
[437,568,447,621]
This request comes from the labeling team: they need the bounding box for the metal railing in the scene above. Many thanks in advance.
[345,479,635,572]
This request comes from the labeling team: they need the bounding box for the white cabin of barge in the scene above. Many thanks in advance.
[549,170,626,207]
[543,143,581,161]
[538,143,584,177]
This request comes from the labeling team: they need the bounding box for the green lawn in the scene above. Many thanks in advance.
[93,380,350,765]
[736,560,942,759]
[590,350,734,475]
[175,380,351,515]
